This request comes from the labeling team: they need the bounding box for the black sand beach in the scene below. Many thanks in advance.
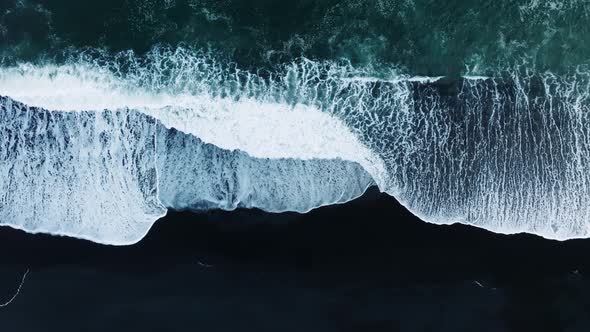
[1,187,589,331]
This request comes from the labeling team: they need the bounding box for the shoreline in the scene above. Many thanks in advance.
[0,187,589,331]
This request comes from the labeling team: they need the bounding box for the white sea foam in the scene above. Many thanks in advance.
[2,47,590,243]
[0,98,166,245]
[463,75,490,80]
[0,62,386,180]
[0,51,383,244]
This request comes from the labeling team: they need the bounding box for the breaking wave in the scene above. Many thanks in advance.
[2,47,590,243]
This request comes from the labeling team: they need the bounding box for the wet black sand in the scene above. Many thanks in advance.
[0,187,590,331]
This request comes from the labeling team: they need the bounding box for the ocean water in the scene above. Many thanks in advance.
[3,0,590,73]
[3,0,590,241]
[2,1,590,329]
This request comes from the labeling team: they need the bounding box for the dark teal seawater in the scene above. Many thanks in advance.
[2,0,590,75]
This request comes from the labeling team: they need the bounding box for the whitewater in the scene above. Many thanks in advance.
[2,48,590,244]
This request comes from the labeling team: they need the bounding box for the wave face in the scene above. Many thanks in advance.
[2,1,590,243]
[0,85,375,244]
[392,75,590,239]
[0,97,166,244]
[157,127,374,213]
[2,49,590,242]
